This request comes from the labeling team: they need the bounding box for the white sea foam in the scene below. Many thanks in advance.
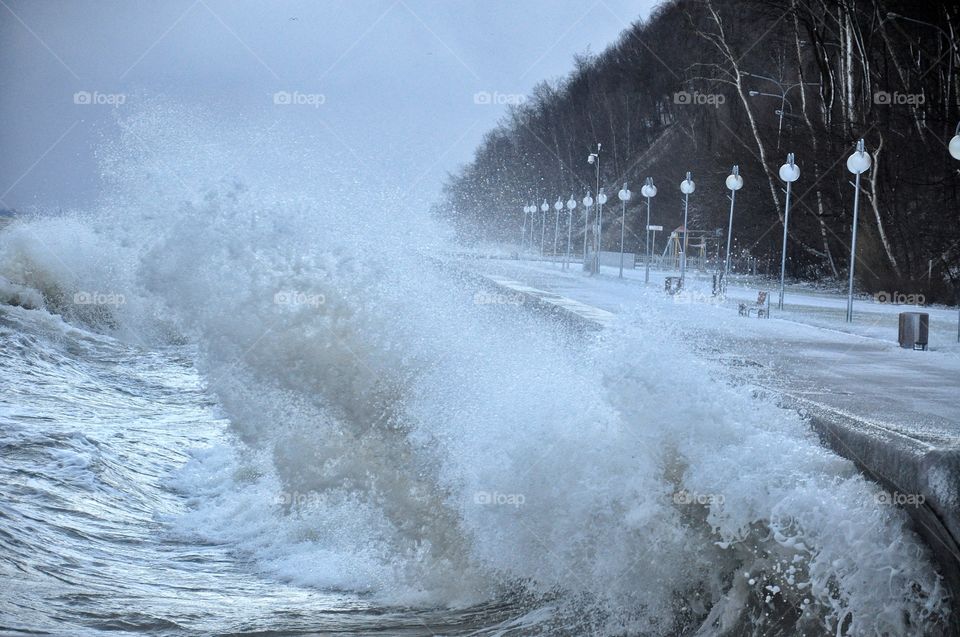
[0,103,948,634]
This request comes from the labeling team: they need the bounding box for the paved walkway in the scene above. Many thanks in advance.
[475,258,960,447]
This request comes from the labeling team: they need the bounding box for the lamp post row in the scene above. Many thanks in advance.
[517,131,958,331]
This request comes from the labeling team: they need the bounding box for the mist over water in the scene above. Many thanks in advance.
[0,105,950,635]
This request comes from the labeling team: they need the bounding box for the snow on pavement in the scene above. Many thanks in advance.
[469,256,960,447]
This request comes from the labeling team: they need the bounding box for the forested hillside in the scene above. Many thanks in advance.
[439,0,960,301]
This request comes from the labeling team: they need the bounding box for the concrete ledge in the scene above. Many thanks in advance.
[797,402,960,611]
[481,275,615,329]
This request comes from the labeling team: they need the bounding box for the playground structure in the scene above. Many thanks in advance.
[519,217,770,278]
[658,226,724,272]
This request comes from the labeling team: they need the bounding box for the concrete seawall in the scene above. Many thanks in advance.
[480,272,960,616]
[480,274,615,330]
[800,404,960,609]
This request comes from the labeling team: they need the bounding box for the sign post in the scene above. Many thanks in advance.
[648,225,662,274]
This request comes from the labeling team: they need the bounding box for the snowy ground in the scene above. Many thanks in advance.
[462,253,960,447]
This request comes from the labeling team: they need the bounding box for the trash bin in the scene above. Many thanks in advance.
[898,312,929,350]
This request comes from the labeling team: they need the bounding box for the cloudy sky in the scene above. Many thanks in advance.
[0,0,655,212]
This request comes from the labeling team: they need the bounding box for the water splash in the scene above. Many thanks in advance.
[0,102,949,635]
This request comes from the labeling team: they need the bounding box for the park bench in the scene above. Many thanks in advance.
[738,291,770,318]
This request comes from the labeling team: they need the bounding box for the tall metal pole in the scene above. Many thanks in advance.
[680,192,689,282]
[553,205,560,265]
[525,207,531,256]
[723,165,743,280]
[527,205,533,257]
[845,170,862,322]
[582,197,590,268]
[619,198,626,278]
[725,189,736,278]
[724,165,742,279]
[845,141,872,322]
[777,153,798,311]
[563,196,576,271]
[596,189,605,275]
[641,178,656,284]
[616,185,631,279]
[679,172,692,284]
[520,207,528,257]
[946,125,960,339]
[595,149,601,274]
[644,194,652,284]
[539,204,546,259]
[778,180,792,310]
[587,144,601,275]
[526,206,532,256]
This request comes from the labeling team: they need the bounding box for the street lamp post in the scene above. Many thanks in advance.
[520,205,529,257]
[949,123,960,341]
[582,192,593,271]
[526,204,535,256]
[535,200,545,258]
[777,153,800,310]
[748,90,793,148]
[551,198,562,262]
[595,188,608,273]
[530,197,550,256]
[641,178,657,284]
[845,139,872,323]
[540,198,550,256]
[743,73,819,149]
[565,195,577,270]
[527,204,535,256]
[679,173,695,284]
[617,183,632,278]
[527,203,534,256]
[588,145,601,275]
[950,121,960,159]
[724,166,743,280]
[553,197,561,264]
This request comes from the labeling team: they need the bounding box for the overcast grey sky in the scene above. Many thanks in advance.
[0,0,655,212]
